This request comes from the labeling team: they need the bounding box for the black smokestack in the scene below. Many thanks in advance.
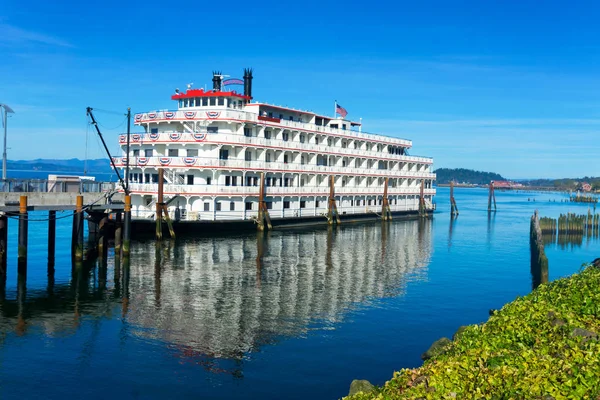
[243,68,253,98]
[212,71,222,91]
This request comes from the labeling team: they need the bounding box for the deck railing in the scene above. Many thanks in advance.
[0,179,116,193]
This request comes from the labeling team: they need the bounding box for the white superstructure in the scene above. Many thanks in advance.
[113,69,435,222]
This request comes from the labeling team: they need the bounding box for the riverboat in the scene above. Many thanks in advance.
[113,69,436,232]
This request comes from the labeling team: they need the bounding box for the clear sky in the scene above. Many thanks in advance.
[1,0,599,179]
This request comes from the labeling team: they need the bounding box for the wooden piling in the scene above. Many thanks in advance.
[156,169,164,240]
[114,211,122,255]
[48,210,56,274]
[488,181,497,212]
[0,213,7,278]
[530,211,549,289]
[123,195,131,257]
[98,216,108,260]
[72,195,84,261]
[381,177,392,221]
[257,172,272,231]
[18,195,28,274]
[327,175,341,225]
[450,181,459,216]
[418,180,426,217]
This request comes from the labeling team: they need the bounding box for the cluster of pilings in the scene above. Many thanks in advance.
[538,211,600,248]
[0,194,131,283]
[530,211,549,289]
[569,194,598,204]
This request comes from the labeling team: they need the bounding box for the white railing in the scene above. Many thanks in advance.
[121,131,432,165]
[133,109,413,147]
[113,156,436,180]
[126,182,436,197]
[132,200,430,222]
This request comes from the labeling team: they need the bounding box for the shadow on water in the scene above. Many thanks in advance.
[486,211,496,249]
[0,219,434,376]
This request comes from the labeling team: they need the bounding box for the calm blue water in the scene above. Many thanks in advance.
[0,188,598,399]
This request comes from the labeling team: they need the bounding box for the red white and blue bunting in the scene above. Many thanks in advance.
[119,135,126,143]
[193,132,207,141]
[121,157,128,164]
[148,112,157,120]
[206,111,220,119]
[159,157,172,166]
[149,132,160,141]
[169,132,181,141]
[134,114,143,122]
[184,111,196,119]
[183,157,196,166]
[137,157,148,166]
[132,134,141,142]
[164,111,175,119]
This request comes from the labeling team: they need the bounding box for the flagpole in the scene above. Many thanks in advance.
[334,100,337,118]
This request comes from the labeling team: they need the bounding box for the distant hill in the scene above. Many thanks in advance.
[8,158,113,174]
[435,168,506,185]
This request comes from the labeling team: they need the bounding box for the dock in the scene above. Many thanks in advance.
[0,178,128,280]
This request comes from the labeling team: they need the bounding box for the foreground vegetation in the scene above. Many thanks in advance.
[346,263,600,399]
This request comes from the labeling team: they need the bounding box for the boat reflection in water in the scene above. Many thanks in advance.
[0,219,433,375]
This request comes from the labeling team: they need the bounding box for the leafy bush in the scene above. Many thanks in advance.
[345,264,600,399]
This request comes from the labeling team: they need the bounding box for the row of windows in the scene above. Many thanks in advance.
[178,97,247,109]
[202,197,404,212]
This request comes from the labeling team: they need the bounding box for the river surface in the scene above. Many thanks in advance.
[0,188,598,399]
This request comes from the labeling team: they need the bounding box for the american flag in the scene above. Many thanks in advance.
[336,103,348,118]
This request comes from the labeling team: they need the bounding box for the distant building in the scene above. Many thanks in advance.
[578,182,592,192]
[492,180,523,189]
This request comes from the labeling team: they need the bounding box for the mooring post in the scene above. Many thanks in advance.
[156,168,164,240]
[0,213,7,279]
[114,211,122,255]
[123,195,131,257]
[450,181,459,216]
[418,180,426,217]
[488,181,497,212]
[98,215,108,260]
[48,210,56,275]
[18,195,28,274]
[327,175,340,225]
[381,177,392,221]
[72,195,84,261]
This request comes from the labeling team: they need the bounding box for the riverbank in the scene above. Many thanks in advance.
[345,261,600,399]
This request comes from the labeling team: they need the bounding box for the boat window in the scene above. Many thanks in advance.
[187,175,194,185]
[283,201,290,209]
[245,150,252,161]
[145,149,153,157]
[300,200,306,208]
[207,127,218,133]
[179,100,183,108]
[283,132,289,141]
[187,149,198,157]
[216,202,221,211]
[204,202,210,211]
[227,99,232,108]
[232,176,237,186]
[210,97,216,106]
[168,149,178,157]
[268,112,273,118]
[266,202,272,210]
[245,202,253,211]
[288,116,293,121]
[183,99,188,107]
[264,130,271,139]
[300,135,305,143]
[206,177,212,185]
[133,149,139,157]
[202,98,208,106]
[225,176,231,186]
[219,149,229,160]
[230,202,235,211]
[279,114,283,119]
[244,127,252,137]
[218,97,225,106]
[151,128,158,134]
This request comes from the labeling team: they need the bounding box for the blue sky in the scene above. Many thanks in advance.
[1,0,600,179]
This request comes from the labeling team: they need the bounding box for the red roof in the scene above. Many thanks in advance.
[171,89,251,101]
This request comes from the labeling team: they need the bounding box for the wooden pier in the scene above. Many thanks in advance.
[0,185,128,281]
